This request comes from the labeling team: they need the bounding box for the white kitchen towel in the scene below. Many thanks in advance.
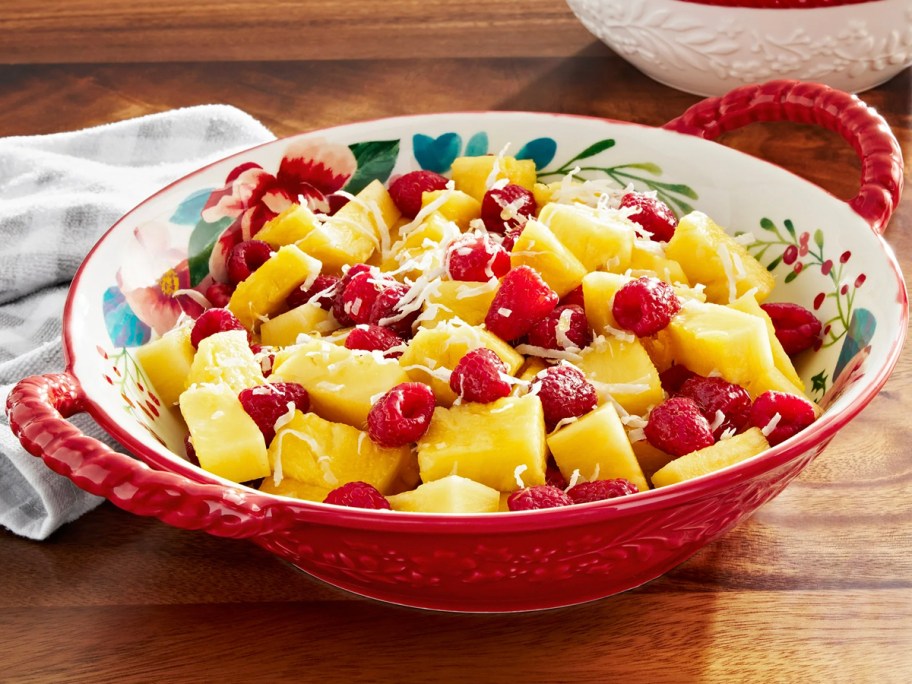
[0,106,275,540]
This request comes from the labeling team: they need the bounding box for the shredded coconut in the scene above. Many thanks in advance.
[513,464,528,489]
[761,412,782,438]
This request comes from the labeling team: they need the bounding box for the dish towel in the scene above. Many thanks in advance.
[0,106,276,540]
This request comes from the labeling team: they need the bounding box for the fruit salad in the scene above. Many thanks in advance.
[134,150,822,513]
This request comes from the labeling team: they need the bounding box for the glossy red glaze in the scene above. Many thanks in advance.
[663,80,904,234]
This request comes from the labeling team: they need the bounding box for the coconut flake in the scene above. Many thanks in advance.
[514,343,583,364]
[716,242,738,303]
[708,409,726,433]
[760,412,782,438]
[513,464,528,489]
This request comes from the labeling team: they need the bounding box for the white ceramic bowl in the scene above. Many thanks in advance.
[566,0,912,95]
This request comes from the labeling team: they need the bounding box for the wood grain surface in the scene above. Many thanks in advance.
[0,3,911,682]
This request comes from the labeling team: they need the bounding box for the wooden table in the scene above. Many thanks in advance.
[1,3,910,682]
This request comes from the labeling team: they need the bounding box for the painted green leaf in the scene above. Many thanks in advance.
[621,162,662,175]
[565,138,615,164]
[813,228,824,248]
[649,180,699,199]
[784,218,796,238]
[344,139,400,195]
[784,270,798,283]
[760,217,776,231]
[766,254,783,272]
[187,216,232,286]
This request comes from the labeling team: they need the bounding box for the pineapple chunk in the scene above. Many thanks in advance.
[382,212,458,278]
[387,475,500,513]
[255,204,319,248]
[538,203,635,272]
[576,335,665,416]
[133,325,195,408]
[728,292,804,389]
[259,302,338,347]
[581,271,630,335]
[259,476,331,503]
[629,241,689,285]
[417,394,547,492]
[631,438,675,480]
[185,329,265,394]
[398,320,523,405]
[547,403,649,492]
[180,383,269,483]
[651,427,770,487]
[418,279,499,329]
[421,189,481,229]
[227,244,322,330]
[450,155,537,202]
[510,219,588,298]
[271,334,410,428]
[269,410,409,494]
[517,356,549,383]
[297,180,401,272]
[665,212,774,304]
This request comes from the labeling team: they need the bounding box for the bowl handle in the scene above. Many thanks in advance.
[6,372,296,539]
[663,80,903,235]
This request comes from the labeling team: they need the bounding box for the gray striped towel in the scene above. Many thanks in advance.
[0,106,275,539]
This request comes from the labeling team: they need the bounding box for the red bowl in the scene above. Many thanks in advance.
[6,81,906,612]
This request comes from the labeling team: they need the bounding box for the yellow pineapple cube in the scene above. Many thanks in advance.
[386,475,501,513]
[728,293,804,389]
[417,394,547,492]
[271,334,410,428]
[651,427,770,487]
[538,203,635,273]
[398,320,523,405]
[450,155,537,202]
[227,244,322,330]
[631,438,675,480]
[421,189,481,229]
[259,476,331,503]
[297,180,401,272]
[581,271,630,335]
[133,325,195,408]
[665,212,774,304]
[179,383,270,483]
[269,410,410,494]
[259,302,338,347]
[532,181,559,209]
[576,335,665,416]
[547,403,649,492]
[640,330,676,373]
[382,212,458,278]
[185,329,265,394]
[417,279,499,329]
[517,356,549,383]
[255,204,319,248]
[510,219,588,298]
[629,241,689,285]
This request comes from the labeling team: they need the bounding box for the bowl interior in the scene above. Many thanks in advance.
[64,111,907,493]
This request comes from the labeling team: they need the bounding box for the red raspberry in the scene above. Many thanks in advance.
[449,348,512,403]
[566,478,639,503]
[345,324,405,358]
[679,375,752,440]
[481,184,537,234]
[238,382,310,444]
[445,233,511,282]
[322,481,391,510]
[369,282,419,338]
[331,263,373,326]
[612,276,681,337]
[645,396,715,457]
[388,170,449,219]
[205,282,235,308]
[286,274,341,311]
[750,390,816,446]
[485,266,559,341]
[760,302,823,355]
[560,285,585,309]
[368,382,436,448]
[226,239,273,284]
[507,485,572,511]
[190,307,246,348]
[659,364,696,394]
[619,192,677,242]
[545,462,568,489]
[184,434,199,466]
[526,304,593,351]
[530,364,598,431]
[501,225,524,252]
[339,270,389,325]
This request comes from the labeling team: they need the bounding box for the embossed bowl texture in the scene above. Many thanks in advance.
[566,0,912,96]
[6,81,906,612]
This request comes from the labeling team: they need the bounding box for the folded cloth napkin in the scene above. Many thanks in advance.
[0,105,275,540]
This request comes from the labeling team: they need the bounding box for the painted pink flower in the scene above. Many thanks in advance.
[120,258,193,336]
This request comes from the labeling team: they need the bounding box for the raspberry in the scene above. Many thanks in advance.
[545,462,568,489]
[501,225,524,252]
[286,274,341,311]
[526,304,593,351]
[369,282,419,338]
[619,192,677,242]
[226,239,273,284]
[560,285,585,309]
[507,485,572,511]
[449,348,512,403]
[238,382,310,444]
[205,282,235,308]
[566,478,639,503]
[190,307,246,348]
[331,263,372,326]
[530,364,598,431]
[659,364,697,394]
[445,233,511,282]
[481,184,537,234]
[612,276,681,337]
[679,375,752,440]
[339,269,389,325]
[760,302,823,355]
[388,170,449,219]
[345,324,405,358]
[184,434,199,466]
[322,481,391,510]
[645,397,715,456]
[750,390,816,446]
[368,382,436,448]
[485,266,559,341]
